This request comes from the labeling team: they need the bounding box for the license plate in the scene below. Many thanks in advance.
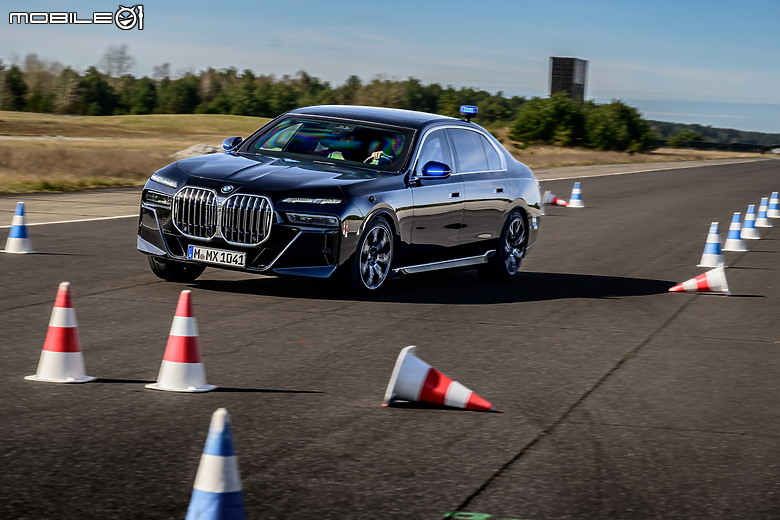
[187,245,246,267]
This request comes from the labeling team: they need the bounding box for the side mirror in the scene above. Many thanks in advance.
[420,161,452,179]
[222,136,243,151]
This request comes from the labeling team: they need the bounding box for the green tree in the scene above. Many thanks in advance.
[157,74,200,113]
[436,88,461,118]
[510,93,585,146]
[230,69,262,116]
[21,54,60,113]
[584,100,655,152]
[292,70,331,107]
[332,75,362,105]
[128,77,157,114]
[268,80,299,116]
[668,129,704,148]
[1,65,29,111]
[51,67,81,114]
[77,66,118,115]
[400,77,438,113]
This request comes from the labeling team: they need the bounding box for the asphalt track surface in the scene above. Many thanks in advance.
[1,158,779,520]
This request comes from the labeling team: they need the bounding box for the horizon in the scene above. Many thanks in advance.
[3,0,780,134]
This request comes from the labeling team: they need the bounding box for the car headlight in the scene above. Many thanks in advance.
[150,173,178,189]
[281,197,344,204]
[142,190,173,207]
[285,212,339,227]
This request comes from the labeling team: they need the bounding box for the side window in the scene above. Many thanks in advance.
[448,128,489,172]
[416,129,451,174]
[482,137,503,170]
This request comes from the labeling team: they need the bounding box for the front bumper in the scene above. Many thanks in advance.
[138,202,345,278]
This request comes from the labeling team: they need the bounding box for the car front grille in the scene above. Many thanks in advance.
[172,188,273,246]
[173,187,217,239]
[221,194,273,245]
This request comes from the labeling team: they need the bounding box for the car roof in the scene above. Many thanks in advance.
[287,105,458,129]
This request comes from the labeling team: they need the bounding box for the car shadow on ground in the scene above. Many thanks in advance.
[192,269,675,304]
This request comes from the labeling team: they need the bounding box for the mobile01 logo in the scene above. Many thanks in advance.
[9,5,144,30]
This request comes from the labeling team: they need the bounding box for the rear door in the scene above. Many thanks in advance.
[448,127,509,245]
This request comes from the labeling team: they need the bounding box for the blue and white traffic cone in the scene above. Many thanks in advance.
[722,212,747,252]
[767,192,780,219]
[698,222,725,268]
[569,182,584,208]
[756,197,772,228]
[741,204,761,240]
[3,201,35,253]
[186,408,246,520]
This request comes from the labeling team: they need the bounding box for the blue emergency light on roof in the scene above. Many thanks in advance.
[460,105,478,122]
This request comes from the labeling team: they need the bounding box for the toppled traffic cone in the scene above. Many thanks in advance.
[146,290,216,393]
[767,192,780,219]
[669,264,730,296]
[3,201,35,254]
[26,282,95,383]
[543,190,568,207]
[383,346,496,412]
[756,197,772,228]
[568,181,584,208]
[186,408,247,520]
[723,212,747,252]
[740,204,761,240]
[698,222,725,268]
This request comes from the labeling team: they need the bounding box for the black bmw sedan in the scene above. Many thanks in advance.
[137,105,542,292]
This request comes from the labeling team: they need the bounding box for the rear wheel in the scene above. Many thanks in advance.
[479,209,527,281]
[148,256,206,283]
[346,218,394,292]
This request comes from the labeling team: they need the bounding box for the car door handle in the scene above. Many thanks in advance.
[450,192,460,198]
[495,187,504,193]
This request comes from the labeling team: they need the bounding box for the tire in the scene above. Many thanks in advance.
[148,256,206,283]
[479,209,527,282]
[346,217,394,292]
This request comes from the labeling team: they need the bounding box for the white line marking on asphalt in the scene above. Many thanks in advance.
[0,214,137,229]
[539,158,770,182]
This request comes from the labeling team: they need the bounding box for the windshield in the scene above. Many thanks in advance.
[247,117,411,170]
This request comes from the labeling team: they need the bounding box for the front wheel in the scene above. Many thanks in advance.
[148,256,206,283]
[346,218,394,292]
[479,209,527,282]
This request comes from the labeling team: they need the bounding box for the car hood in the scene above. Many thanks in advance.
[175,153,396,194]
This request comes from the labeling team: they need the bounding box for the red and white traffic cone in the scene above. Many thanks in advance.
[146,290,216,393]
[26,282,95,383]
[669,264,730,296]
[383,346,496,412]
[543,190,568,207]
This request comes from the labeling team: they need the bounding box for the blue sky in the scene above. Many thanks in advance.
[3,0,780,133]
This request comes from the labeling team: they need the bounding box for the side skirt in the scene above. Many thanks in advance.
[392,250,495,277]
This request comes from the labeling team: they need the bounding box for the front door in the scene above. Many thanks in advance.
[409,128,464,253]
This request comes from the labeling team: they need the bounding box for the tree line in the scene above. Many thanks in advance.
[651,121,780,147]
[0,48,526,125]
[2,46,776,151]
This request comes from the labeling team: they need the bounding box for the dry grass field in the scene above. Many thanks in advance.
[0,111,766,194]
[0,112,269,193]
